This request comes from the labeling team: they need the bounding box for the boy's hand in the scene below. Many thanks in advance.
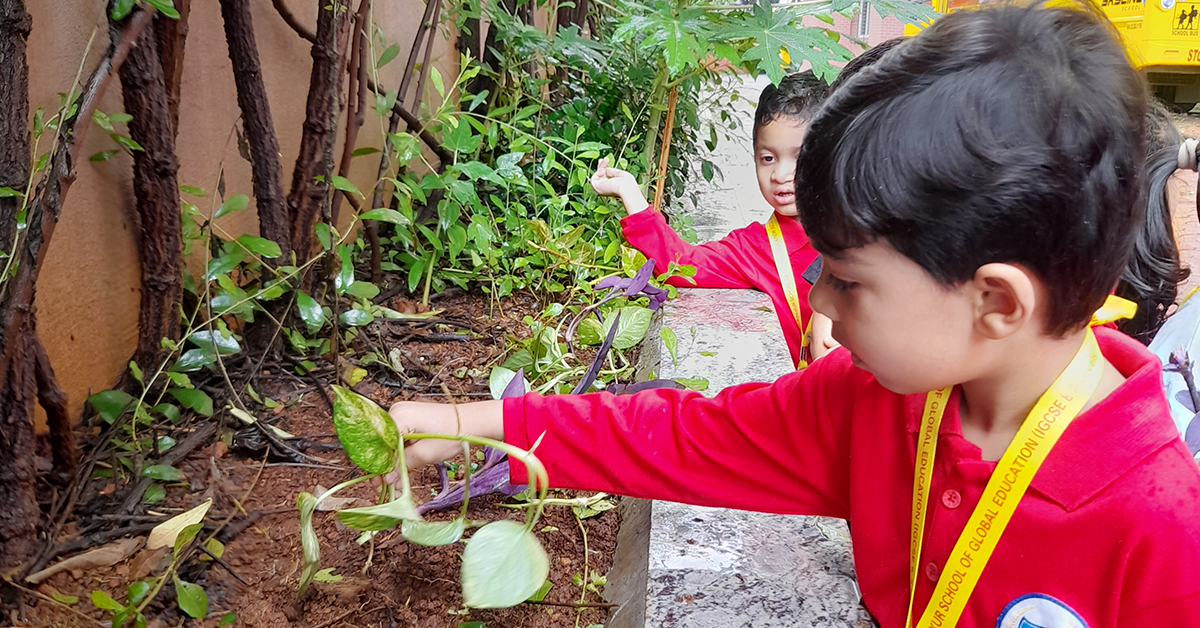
[810,313,842,360]
[383,400,505,483]
[591,157,650,215]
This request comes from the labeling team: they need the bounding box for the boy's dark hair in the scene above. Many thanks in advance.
[827,37,905,96]
[1116,99,1191,343]
[796,2,1147,335]
[753,71,826,145]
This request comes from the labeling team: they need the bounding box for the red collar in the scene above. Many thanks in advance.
[905,327,1181,511]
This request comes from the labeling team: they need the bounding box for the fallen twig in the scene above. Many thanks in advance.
[197,544,248,585]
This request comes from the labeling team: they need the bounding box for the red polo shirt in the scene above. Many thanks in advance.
[621,209,820,365]
[504,327,1200,626]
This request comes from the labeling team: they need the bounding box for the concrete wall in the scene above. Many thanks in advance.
[25,0,456,421]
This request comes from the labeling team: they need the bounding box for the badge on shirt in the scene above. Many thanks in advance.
[996,593,1088,628]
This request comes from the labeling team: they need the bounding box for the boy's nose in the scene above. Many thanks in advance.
[808,279,833,320]
[772,165,795,183]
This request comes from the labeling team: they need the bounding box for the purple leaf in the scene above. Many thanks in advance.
[417,460,527,515]
[435,462,450,493]
[501,368,526,399]
[643,285,668,311]
[1178,389,1197,414]
[1186,414,1200,456]
[624,260,655,297]
[608,379,687,395]
[596,275,624,290]
[481,446,506,470]
[572,311,621,395]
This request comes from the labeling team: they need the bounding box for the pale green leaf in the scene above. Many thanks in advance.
[337,493,420,531]
[340,308,374,327]
[461,520,550,608]
[297,492,321,596]
[147,499,212,550]
[660,326,678,366]
[51,592,79,605]
[401,518,465,546]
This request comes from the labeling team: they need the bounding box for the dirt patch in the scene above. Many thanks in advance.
[22,291,624,628]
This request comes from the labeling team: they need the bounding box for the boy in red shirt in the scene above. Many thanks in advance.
[390,4,1200,626]
[591,71,832,366]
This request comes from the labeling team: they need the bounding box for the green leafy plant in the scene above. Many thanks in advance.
[90,500,212,627]
[296,386,552,609]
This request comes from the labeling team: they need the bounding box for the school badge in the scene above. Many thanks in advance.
[996,593,1088,628]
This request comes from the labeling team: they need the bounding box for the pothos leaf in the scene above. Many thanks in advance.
[336,492,421,531]
[330,385,399,474]
[401,518,465,546]
[297,492,321,596]
[461,520,550,608]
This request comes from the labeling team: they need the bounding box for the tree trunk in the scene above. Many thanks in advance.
[33,332,73,478]
[288,0,351,267]
[0,320,37,574]
[0,0,35,575]
[154,0,190,134]
[219,0,290,257]
[121,17,183,374]
[0,5,153,572]
[0,0,30,259]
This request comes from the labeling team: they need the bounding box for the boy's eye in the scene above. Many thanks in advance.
[825,273,856,293]
[759,154,774,164]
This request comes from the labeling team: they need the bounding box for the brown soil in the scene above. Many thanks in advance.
[21,291,622,628]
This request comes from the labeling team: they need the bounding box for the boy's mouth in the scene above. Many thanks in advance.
[772,190,795,205]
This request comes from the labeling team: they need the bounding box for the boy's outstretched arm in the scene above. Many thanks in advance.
[388,357,855,517]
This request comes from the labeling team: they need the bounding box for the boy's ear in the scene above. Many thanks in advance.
[969,263,1037,340]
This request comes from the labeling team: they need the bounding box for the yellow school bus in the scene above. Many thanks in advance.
[907,0,1200,112]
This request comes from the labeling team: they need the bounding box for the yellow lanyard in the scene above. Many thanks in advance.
[905,328,1103,628]
[765,214,812,369]
[1090,294,1137,327]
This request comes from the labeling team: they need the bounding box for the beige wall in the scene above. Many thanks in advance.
[26,0,456,422]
